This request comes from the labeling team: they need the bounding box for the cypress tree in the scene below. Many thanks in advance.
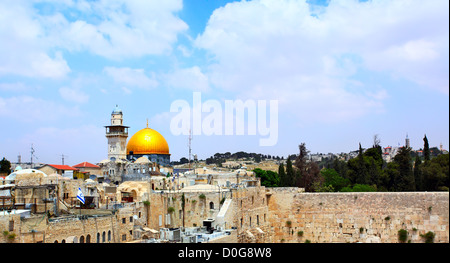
[423,134,430,162]
[393,147,415,191]
[356,143,369,185]
[278,163,287,186]
[286,158,295,187]
[414,155,423,191]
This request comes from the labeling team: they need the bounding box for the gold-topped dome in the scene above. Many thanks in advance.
[126,127,170,155]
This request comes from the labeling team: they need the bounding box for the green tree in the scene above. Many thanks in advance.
[382,162,399,191]
[356,143,369,185]
[320,168,350,192]
[340,184,376,192]
[364,143,383,186]
[0,158,11,174]
[331,159,349,181]
[278,163,287,187]
[414,155,423,191]
[295,143,321,192]
[303,162,321,192]
[294,143,308,187]
[285,158,295,187]
[392,147,415,191]
[423,134,430,162]
[253,168,279,187]
[421,153,449,191]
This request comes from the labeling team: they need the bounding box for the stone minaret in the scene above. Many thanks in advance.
[105,105,129,160]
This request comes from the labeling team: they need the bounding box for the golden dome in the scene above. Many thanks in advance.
[126,128,170,155]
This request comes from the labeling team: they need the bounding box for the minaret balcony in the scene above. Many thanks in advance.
[106,131,128,136]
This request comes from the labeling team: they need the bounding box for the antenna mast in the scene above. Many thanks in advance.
[60,154,68,165]
[30,144,36,169]
[188,129,192,171]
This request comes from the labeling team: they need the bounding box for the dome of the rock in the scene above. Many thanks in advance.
[126,127,170,165]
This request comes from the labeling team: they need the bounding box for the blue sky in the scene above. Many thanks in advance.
[0,0,448,165]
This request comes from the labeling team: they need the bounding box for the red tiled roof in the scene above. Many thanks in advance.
[73,162,100,168]
[47,164,78,171]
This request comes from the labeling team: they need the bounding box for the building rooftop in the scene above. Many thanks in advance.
[46,164,78,171]
[73,162,100,168]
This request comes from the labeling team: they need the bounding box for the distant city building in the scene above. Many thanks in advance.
[38,164,78,178]
[73,162,102,177]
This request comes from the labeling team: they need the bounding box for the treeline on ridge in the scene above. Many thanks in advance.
[254,135,449,192]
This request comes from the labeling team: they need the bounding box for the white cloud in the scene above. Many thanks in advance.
[52,0,188,59]
[59,86,89,103]
[195,0,449,122]
[0,82,29,92]
[0,1,71,79]
[103,67,158,89]
[121,86,132,95]
[0,96,81,122]
[0,0,188,80]
[164,66,210,91]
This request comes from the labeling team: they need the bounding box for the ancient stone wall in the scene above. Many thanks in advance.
[0,209,135,243]
[147,190,226,230]
[267,190,449,243]
[231,186,273,243]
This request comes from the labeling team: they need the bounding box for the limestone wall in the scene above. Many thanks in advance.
[267,190,449,243]
[0,209,135,243]
[231,186,273,243]
[147,190,226,230]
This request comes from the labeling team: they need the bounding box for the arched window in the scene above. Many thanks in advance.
[86,234,91,243]
[97,233,100,243]
[209,202,214,210]
[80,236,85,243]
[108,230,111,242]
[102,231,106,243]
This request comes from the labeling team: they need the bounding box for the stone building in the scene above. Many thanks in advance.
[99,106,172,184]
